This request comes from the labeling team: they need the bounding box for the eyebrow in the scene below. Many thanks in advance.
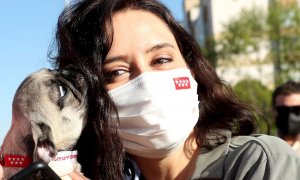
[104,42,175,64]
[104,55,127,65]
[145,43,175,54]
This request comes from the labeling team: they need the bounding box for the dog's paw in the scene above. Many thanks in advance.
[48,160,72,177]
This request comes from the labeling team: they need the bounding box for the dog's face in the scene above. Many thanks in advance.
[12,68,88,163]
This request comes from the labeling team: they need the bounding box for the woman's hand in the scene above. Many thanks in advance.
[0,164,3,179]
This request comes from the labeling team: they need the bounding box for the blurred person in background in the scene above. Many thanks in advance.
[272,81,300,154]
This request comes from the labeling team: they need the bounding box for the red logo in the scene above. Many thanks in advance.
[173,77,191,90]
[1,155,32,167]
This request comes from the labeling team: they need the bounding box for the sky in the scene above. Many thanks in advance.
[0,0,184,144]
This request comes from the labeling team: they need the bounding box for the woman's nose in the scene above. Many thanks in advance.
[130,57,152,79]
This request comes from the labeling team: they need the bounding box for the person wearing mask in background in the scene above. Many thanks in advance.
[51,0,300,179]
[272,81,300,155]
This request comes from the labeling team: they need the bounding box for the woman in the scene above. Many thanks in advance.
[51,0,300,179]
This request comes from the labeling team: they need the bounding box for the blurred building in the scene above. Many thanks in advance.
[183,0,300,87]
[183,0,269,46]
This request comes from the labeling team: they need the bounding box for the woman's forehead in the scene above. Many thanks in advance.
[109,9,178,50]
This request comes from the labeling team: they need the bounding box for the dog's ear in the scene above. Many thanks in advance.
[61,64,80,71]
[24,134,35,158]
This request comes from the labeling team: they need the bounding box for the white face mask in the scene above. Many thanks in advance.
[108,68,199,158]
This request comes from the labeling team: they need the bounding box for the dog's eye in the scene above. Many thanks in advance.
[58,85,67,98]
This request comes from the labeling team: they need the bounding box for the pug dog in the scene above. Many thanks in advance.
[0,68,88,179]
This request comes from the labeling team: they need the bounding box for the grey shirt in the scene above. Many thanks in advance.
[192,134,300,180]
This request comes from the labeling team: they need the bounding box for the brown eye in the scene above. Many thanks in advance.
[151,56,173,66]
[110,69,127,77]
[155,58,172,64]
[104,69,129,83]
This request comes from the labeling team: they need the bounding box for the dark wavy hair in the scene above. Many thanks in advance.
[272,80,300,107]
[50,0,258,179]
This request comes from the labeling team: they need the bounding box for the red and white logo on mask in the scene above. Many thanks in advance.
[173,77,190,90]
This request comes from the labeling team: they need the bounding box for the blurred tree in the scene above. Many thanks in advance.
[217,7,266,61]
[267,0,300,85]
[202,36,217,67]
[233,78,274,134]
[213,1,300,86]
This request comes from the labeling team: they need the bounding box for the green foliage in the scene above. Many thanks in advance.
[217,7,267,60]
[215,2,300,86]
[202,36,217,67]
[267,1,300,85]
[233,78,275,134]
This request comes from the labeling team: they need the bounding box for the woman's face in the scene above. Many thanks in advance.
[103,10,188,90]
